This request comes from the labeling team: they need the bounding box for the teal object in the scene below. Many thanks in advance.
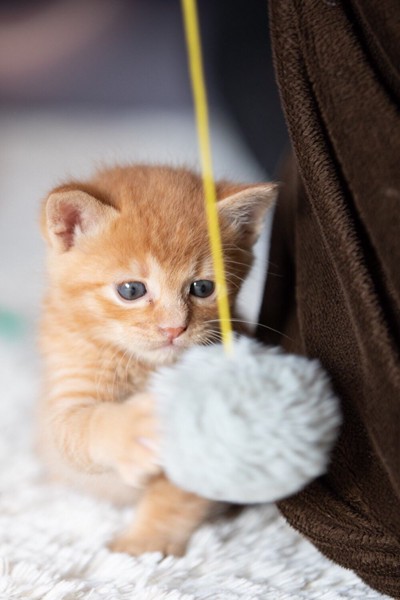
[0,309,26,339]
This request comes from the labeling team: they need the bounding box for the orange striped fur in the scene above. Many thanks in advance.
[38,164,276,555]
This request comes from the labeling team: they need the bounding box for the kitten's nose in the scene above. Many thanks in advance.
[160,326,186,341]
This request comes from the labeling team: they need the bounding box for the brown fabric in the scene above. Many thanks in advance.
[259,1,400,596]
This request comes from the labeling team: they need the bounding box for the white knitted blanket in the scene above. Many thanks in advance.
[0,334,388,600]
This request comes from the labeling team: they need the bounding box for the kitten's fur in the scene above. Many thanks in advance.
[38,164,276,556]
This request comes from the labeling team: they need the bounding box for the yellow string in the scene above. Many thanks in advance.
[181,0,233,353]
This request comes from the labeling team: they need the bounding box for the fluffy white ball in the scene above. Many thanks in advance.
[151,336,341,504]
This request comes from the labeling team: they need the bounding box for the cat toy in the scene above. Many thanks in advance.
[151,0,341,503]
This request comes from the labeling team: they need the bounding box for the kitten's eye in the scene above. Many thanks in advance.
[116,281,147,301]
[190,280,215,298]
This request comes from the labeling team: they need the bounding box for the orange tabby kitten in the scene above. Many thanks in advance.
[38,164,277,556]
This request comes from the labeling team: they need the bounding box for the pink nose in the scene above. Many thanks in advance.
[160,326,186,341]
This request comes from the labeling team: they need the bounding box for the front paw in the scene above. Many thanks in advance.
[109,530,187,557]
[89,394,162,486]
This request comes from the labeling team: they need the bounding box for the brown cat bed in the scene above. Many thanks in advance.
[257,1,400,597]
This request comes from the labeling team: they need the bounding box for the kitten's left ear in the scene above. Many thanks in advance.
[42,186,119,253]
[218,183,279,245]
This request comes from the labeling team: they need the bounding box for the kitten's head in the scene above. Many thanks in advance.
[42,165,277,365]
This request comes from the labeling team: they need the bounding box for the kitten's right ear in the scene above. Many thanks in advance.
[42,188,118,252]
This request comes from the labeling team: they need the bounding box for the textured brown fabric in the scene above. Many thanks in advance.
[258,1,400,596]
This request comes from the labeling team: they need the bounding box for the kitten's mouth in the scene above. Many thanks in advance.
[159,339,185,351]
[145,338,184,354]
[142,340,186,366]
[157,334,189,348]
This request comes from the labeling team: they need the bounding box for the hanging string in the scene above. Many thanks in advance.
[181,0,233,353]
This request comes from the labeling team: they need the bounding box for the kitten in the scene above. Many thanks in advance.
[38,164,277,556]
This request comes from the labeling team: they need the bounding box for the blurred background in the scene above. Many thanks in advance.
[0,0,288,326]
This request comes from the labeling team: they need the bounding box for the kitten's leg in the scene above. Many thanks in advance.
[40,388,161,487]
[88,394,161,485]
[110,474,215,556]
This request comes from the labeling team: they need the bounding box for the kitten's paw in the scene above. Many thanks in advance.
[89,394,162,486]
[109,531,187,557]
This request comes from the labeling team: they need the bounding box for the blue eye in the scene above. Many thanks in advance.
[116,282,147,301]
[190,280,215,298]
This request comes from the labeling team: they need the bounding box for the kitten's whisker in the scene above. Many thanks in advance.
[204,331,223,345]
[265,269,283,278]
[123,351,133,391]
[203,318,291,341]
[112,346,132,401]
[96,341,128,402]
[225,272,248,285]
[222,243,252,256]
[123,347,141,393]
[224,255,276,267]
[205,330,222,339]
[224,255,281,275]
[223,258,253,269]
[224,280,241,291]
[95,341,120,401]
[200,333,223,347]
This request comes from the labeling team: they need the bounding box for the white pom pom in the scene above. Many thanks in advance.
[151,336,341,504]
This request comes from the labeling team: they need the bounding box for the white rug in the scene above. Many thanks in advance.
[0,331,389,600]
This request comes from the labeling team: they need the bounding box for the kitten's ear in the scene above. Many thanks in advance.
[43,188,118,252]
[218,183,278,245]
